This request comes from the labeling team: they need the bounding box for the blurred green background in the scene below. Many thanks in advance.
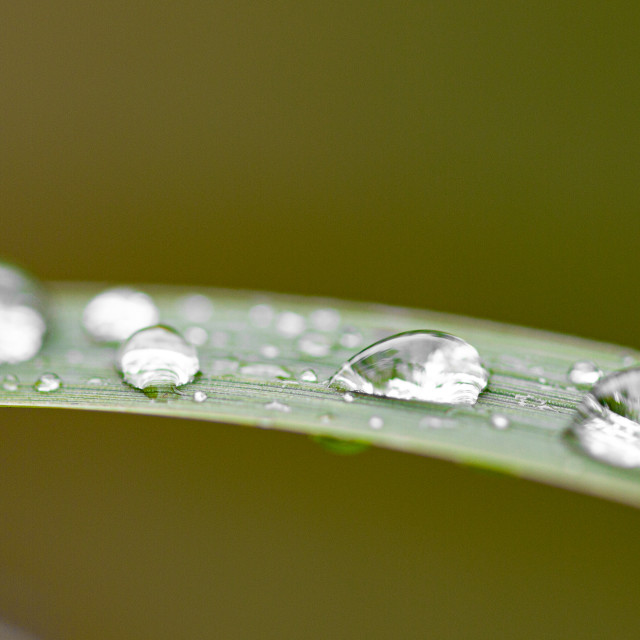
[1,2,640,638]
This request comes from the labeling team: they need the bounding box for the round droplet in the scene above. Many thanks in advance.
[300,369,318,382]
[0,263,47,364]
[193,390,208,403]
[184,326,209,347]
[87,377,103,385]
[310,308,341,332]
[490,414,510,430]
[570,367,640,468]
[1,373,19,391]
[83,287,159,342]
[178,294,214,323]
[419,416,450,429]
[329,330,488,405]
[265,399,291,413]
[249,303,275,328]
[116,325,200,390]
[339,328,363,350]
[297,333,332,358]
[369,415,384,430]
[343,392,354,403]
[568,361,602,386]
[260,344,280,359]
[276,311,306,337]
[34,373,61,393]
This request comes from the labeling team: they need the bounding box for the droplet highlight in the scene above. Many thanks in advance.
[265,399,291,413]
[83,287,159,342]
[568,361,602,386]
[193,390,208,403]
[1,373,19,392]
[490,414,510,430]
[329,330,488,405]
[300,369,318,382]
[34,373,61,393]
[116,325,200,390]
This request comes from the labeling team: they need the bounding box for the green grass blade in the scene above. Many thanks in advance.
[2,282,639,507]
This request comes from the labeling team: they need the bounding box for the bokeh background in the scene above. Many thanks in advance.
[1,2,640,638]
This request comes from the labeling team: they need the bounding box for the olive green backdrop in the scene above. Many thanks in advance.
[1,2,639,639]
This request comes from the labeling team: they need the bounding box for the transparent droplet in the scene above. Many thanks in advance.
[83,287,159,342]
[0,263,47,364]
[34,373,61,393]
[418,416,451,429]
[490,414,510,430]
[276,311,306,337]
[178,294,214,323]
[184,326,209,347]
[568,361,602,386]
[249,303,275,328]
[265,399,291,413]
[297,333,332,358]
[569,367,640,467]
[193,390,208,403]
[116,325,199,390]
[369,415,384,430]
[343,392,354,403]
[87,377,103,385]
[239,363,292,380]
[310,308,341,332]
[339,328,363,349]
[260,344,280,359]
[1,373,19,391]
[329,330,488,405]
[300,369,318,382]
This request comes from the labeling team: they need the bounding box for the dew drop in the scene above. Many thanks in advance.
[178,294,214,323]
[343,392,354,403]
[297,333,332,358]
[184,326,209,347]
[339,328,363,350]
[34,373,61,393]
[490,414,510,430]
[1,373,19,392]
[568,361,602,386]
[310,308,341,332]
[0,263,47,364]
[329,330,488,405]
[419,416,450,429]
[87,377,103,385]
[569,367,640,468]
[300,369,318,382]
[260,344,280,359]
[116,325,200,390]
[193,390,208,403]
[265,399,291,413]
[369,415,384,430]
[239,363,292,380]
[83,287,159,342]
[276,311,306,337]
[249,303,275,328]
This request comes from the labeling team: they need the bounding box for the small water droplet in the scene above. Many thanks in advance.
[0,263,47,364]
[260,344,280,359]
[34,373,61,393]
[339,328,363,349]
[240,363,292,380]
[369,415,384,430]
[276,311,306,337]
[87,377,103,385]
[178,294,214,323]
[1,373,19,391]
[310,308,341,332]
[568,361,602,386]
[83,287,159,342]
[329,330,488,405]
[249,303,275,328]
[184,326,209,347]
[418,416,451,429]
[343,392,354,403]
[265,399,291,412]
[193,390,208,403]
[297,333,332,357]
[490,414,510,430]
[300,369,318,382]
[570,367,640,467]
[116,325,200,390]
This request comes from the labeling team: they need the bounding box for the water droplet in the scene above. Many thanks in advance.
[83,287,159,342]
[343,392,354,403]
[239,363,292,380]
[265,399,291,412]
[87,377,103,385]
[300,369,318,382]
[419,416,451,429]
[1,373,19,391]
[297,333,332,357]
[178,294,213,323]
[490,414,510,430]
[34,373,61,393]
[568,361,602,386]
[116,325,199,390]
[339,328,363,349]
[310,308,341,332]
[260,344,280,359]
[249,303,275,328]
[570,367,640,468]
[369,415,384,429]
[193,390,208,403]
[276,311,306,337]
[184,326,209,347]
[329,330,488,405]
[0,263,47,364]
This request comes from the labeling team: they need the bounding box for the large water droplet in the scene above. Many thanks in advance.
[276,311,306,337]
[0,263,47,364]
[34,373,62,393]
[116,325,199,390]
[300,369,317,382]
[329,330,488,405]
[83,287,159,342]
[1,373,19,391]
[568,361,602,386]
[570,367,640,468]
